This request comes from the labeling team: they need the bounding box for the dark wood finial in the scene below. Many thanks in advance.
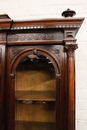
[62,8,76,18]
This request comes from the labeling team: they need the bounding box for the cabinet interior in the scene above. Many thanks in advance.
[15,54,56,130]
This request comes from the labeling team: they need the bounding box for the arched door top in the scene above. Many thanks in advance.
[10,47,61,79]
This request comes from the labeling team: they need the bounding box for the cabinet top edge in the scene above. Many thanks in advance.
[0,13,84,31]
[11,17,85,26]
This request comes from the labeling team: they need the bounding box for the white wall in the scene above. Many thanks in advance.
[0,0,87,130]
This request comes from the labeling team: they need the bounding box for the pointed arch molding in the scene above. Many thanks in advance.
[10,47,61,79]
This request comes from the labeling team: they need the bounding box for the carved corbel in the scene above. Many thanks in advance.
[64,30,76,40]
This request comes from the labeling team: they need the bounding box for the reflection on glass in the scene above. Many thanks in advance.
[15,54,56,130]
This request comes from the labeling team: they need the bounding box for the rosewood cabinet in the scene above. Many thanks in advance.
[0,11,84,130]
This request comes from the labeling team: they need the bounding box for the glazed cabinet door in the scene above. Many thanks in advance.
[0,45,5,130]
[15,57,56,130]
[6,45,66,130]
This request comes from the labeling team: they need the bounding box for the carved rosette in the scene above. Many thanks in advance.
[10,47,25,60]
[0,34,6,41]
[52,48,61,62]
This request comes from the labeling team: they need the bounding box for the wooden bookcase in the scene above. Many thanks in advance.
[0,10,84,130]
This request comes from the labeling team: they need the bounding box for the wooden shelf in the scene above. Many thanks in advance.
[15,91,56,102]
[15,121,56,130]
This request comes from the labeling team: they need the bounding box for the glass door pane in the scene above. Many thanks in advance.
[15,54,56,130]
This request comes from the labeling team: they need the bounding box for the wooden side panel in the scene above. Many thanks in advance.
[0,45,5,130]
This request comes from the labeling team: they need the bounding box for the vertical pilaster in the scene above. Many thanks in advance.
[64,43,78,130]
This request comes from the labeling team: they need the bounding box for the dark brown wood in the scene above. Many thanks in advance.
[0,13,84,130]
[0,45,5,130]
[62,8,76,18]
[64,44,78,130]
